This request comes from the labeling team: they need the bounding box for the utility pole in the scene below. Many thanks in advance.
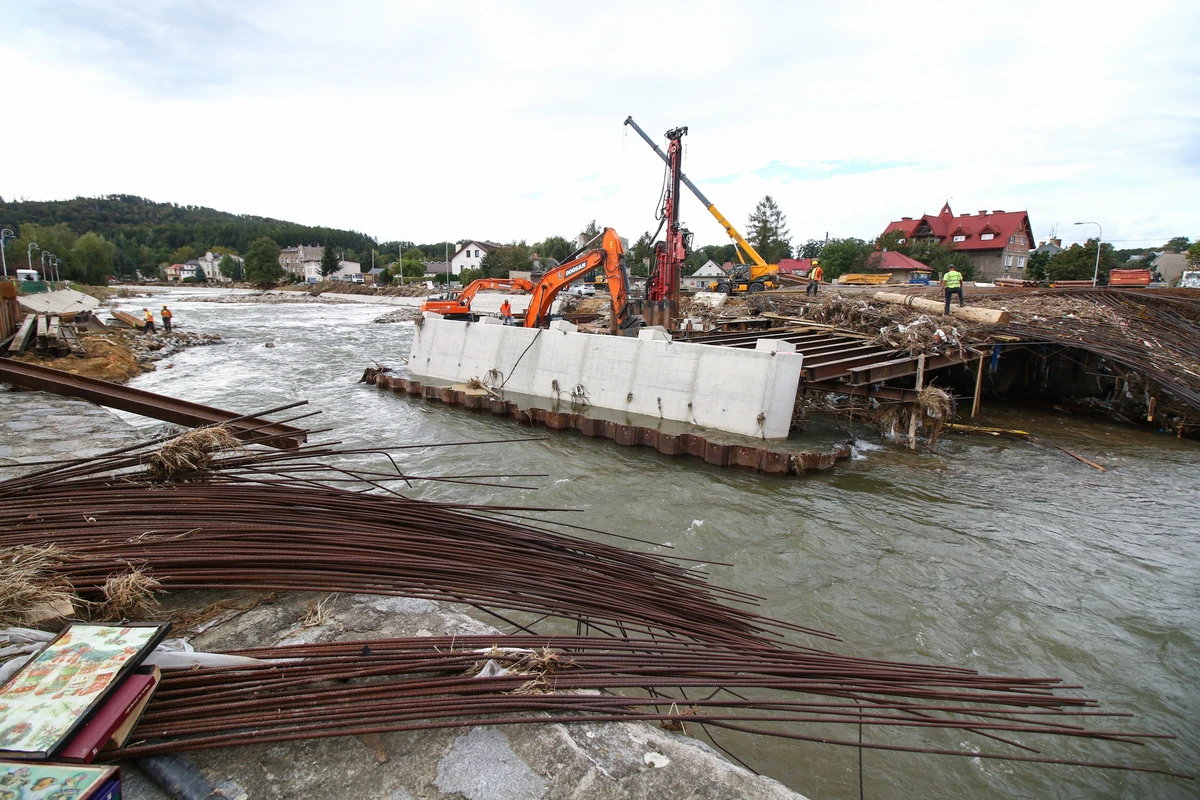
[445,242,449,285]
[0,229,15,278]
[398,243,403,286]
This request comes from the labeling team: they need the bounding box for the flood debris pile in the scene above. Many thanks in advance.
[373,306,422,323]
[195,292,358,305]
[0,421,1186,781]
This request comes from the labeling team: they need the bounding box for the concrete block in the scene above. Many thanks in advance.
[691,292,728,309]
[637,327,672,341]
[755,339,797,354]
[550,320,578,333]
[409,317,804,438]
[479,316,502,325]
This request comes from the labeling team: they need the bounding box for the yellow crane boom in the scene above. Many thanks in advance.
[624,116,769,270]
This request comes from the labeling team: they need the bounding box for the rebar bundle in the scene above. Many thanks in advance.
[110,635,1182,776]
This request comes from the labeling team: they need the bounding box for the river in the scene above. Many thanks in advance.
[111,287,1198,799]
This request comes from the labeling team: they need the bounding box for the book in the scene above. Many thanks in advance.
[0,760,120,799]
[0,622,170,760]
[107,664,162,750]
[57,665,161,763]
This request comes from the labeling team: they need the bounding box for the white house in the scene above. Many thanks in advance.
[683,259,727,289]
[197,251,243,283]
[330,258,363,282]
[450,241,500,276]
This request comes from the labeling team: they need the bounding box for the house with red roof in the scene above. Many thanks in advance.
[776,258,816,275]
[866,251,933,283]
[881,203,1034,281]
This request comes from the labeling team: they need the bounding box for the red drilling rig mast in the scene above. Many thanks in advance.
[645,125,691,328]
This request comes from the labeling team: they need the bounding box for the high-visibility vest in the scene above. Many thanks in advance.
[811,267,823,282]
[162,309,172,319]
[944,270,963,289]
[144,311,153,322]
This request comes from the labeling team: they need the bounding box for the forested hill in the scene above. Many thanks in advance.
[0,194,377,282]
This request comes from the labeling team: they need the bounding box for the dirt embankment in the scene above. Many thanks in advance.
[15,328,223,384]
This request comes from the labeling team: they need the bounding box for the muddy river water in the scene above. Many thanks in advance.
[112,288,1197,799]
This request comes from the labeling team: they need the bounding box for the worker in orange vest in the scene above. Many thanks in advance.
[142,308,156,334]
[161,305,173,332]
[500,299,513,325]
[806,260,824,297]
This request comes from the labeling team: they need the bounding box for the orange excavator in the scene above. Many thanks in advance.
[420,277,534,320]
[524,227,639,333]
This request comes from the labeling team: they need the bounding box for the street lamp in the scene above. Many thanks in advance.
[27,242,39,276]
[40,250,52,283]
[0,229,15,278]
[1073,221,1102,287]
[51,256,63,283]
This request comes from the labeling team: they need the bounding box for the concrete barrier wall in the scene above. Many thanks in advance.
[409,317,803,438]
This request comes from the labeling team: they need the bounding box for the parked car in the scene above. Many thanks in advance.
[566,283,596,296]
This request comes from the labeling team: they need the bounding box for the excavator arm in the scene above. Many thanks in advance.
[524,228,633,332]
[421,277,534,317]
[624,116,770,270]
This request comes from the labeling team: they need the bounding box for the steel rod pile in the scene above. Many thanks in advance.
[0,423,817,645]
[107,635,1182,776]
[0,420,1185,779]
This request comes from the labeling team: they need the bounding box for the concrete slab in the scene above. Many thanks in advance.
[17,288,101,315]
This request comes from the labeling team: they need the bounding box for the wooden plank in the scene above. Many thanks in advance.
[8,314,36,353]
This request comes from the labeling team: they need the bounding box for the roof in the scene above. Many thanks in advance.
[882,203,1031,251]
[867,251,932,271]
[777,258,815,274]
[367,267,386,275]
[452,241,501,259]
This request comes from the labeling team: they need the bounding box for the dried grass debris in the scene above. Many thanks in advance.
[143,425,244,482]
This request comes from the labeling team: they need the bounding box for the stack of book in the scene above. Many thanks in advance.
[0,621,171,794]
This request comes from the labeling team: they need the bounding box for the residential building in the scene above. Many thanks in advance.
[165,262,198,282]
[867,251,933,283]
[450,242,501,276]
[684,260,728,289]
[1151,252,1188,286]
[279,244,326,279]
[197,251,243,283]
[1031,238,1063,259]
[425,261,452,279]
[364,267,388,285]
[881,203,1034,281]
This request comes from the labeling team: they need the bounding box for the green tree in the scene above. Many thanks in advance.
[1025,249,1050,280]
[16,223,77,275]
[533,235,573,262]
[1045,239,1115,283]
[375,268,392,286]
[798,239,823,259]
[194,264,207,282]
[319,245,341,278]
[457,268,483,285]
[579,220,600,242]
[71,232,116,285]
[630,231,653,277]
[747,195,792,263]
[218,254,242,281]
[479,242,533,278]
[169,245,197,264]
[816,238,872,278]
[243,236,284,284]
[1162,236,1191,253]
[1187,241,1200,267]
[400,257,426,278]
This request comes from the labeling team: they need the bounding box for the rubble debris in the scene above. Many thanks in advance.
[372,306,422,323]
[193,292,358,305]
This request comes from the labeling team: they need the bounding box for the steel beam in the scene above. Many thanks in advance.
[0,359,306,449]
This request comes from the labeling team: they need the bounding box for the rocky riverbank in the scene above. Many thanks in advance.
[193,292,359,305]
[373,306,422,323]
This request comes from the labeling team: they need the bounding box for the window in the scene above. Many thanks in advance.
[952,234,966,242]
[1005,255,1014,267]
[1018,256,1026,268]
[1009,235,1016,244]
[897,238,905,244]
[980,233,995,241]
[1020,236,1027,245]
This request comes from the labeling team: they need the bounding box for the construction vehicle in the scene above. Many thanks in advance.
[624,116,779,296]
[524,227,639,333]
[420,277,534,320]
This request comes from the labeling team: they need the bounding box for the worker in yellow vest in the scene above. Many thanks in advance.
[806,261,824,297]
[941,266,965,314]
[142,308,156,334]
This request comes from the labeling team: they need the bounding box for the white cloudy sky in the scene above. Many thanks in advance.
[4,0,1198,250]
